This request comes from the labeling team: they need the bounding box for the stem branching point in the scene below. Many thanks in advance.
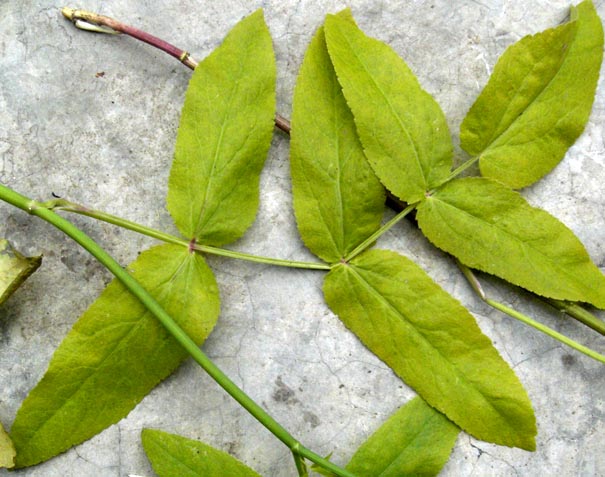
[46,199,330,270]
[0,183,355,477]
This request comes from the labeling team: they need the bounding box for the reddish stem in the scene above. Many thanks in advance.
[61,7,291,133]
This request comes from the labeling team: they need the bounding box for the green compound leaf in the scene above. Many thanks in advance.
[323,249,536,450]
[324,13,452,204]
[461,0,604,189]
[0,422,15,469]
[0,239,41,305]
[142,429,261,477]
[346,397,459,477]
[290,20,384,263]
[416,177,605,308]
[167,9,276,246]
[10,244,220,467]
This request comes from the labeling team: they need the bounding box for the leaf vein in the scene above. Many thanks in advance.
[483,24,576,154]
[331,20,426,186]
[345,263,511,423]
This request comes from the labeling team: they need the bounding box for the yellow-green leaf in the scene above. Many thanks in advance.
[167,9,276,245]
[324,13,452,204]
[416,177,605,308]
[0,239,41,305]
[142,429,261,477]
[323,249,536,450]
[461,0,604,189]
[10,244,220,467]
[290,19,384,263]
[346,397,459,477]
[0,422,15,469]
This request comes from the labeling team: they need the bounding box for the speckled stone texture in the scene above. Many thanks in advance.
[1,1,604,476]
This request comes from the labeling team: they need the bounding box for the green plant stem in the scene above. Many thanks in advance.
[343,203,417,263]
[431,155,480,189]
[458,262,605,364]
[546,298,605,336]
[487,298,605,363]
[292,446,309,477]
[458,257,605,337]
[44,199,329,271]
[0,183,356,477]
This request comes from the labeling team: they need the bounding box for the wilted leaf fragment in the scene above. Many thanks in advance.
[324,14,452,204]
[346,397,459,477]
[0,422,15,469]
[291,22,384,263]
[0,239,41,305]
[416,177,605,308]
[167,9,276,246]
[10,244,220,467]
[461,0,604,189]
[142,429,261,477]
[324,249,536,450]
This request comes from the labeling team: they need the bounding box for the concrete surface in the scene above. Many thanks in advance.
[1,1,605,476]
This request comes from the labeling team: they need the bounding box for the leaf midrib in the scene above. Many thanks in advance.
[191,30,259,239]
[18,252,192,451]
[328,17,426,188]
[480,22,577,155]
[293,83,344,260]
[344,260,514,429]
[428,194,591,295]
[193,76,242,238]
[376,412,435,476]
[152,438,204,477]
[333,74,347,257]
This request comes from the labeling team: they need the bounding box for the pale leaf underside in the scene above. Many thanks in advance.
[0,239,41,305]
[0,423,15,469]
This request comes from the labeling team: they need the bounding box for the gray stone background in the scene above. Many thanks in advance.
[1,0,604,476]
